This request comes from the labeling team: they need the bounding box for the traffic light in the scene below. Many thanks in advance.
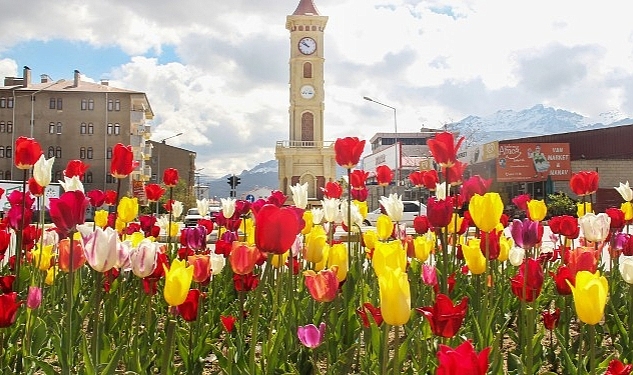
[234,176,241,187]
[227,175,241,189]
[227,176,234,187]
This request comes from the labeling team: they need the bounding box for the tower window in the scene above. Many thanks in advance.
[301,112,314,142]
[303,62,312,78]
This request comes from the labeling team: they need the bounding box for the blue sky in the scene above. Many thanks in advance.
[1,0,632,178]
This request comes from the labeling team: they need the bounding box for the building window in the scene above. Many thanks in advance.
[114,123,120,135]
[106,175,114,183]
[0,122,4,133]
[0,147,4,158]
[5,146,11,158]
[81,99,87,110]
[7,97,13,108]
[88,123,94,134]
[6,122,12,133]
[80,147,86,159]
[81,123,87,134]
[87,147,93,159]
[107,123,113,135]
[88,99,94,110]
[0,97,5,108]
[303,62,312,78]
[0,171,3,179]
[48,146,55,158]
[55,146,61,158]
[115,99,121,111]
[106,147,112,159]
[49,123,55,134]
[86,171,93,183]
[56,122,62,134]
[108,99,114,111]
[57,98,62,110]
[49,98,56,109]
[5,171,10,180]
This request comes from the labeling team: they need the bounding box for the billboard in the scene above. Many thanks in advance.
[362,144,400,170]
[496,143,571,182]
[0,181,61,212]
[457,141,499,165]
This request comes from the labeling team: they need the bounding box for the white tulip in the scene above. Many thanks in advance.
[616,181,633,202]
[379,193,404,222]
[311,208,324,225]
[33,155,55,187]
[341,200,363,228]
[435,182,447,200]
[321,198,340,223]
[172,201,184,219]
[509,246,525,267]
[290,182,309,209]
[221,197,236,218]
[59,176,84,192]
[197,198,209,217]
[579,212,610,243]
[619,256,633,284]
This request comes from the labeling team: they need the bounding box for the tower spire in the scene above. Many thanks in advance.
[292,0,320,15]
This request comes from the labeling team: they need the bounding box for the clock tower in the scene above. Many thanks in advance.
[275,0,337,203]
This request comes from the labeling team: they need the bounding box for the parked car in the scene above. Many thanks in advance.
[363,200,427,226]
[183,205,222,227]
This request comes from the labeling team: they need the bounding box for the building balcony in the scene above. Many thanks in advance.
[275,140,334,148]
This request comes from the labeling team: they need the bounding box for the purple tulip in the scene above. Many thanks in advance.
[182,226,207,251]
[26,286,42,309]
[297,322,326,349]
[510,218,540,249]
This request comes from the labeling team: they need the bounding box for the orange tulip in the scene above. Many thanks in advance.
[304,266,339,302]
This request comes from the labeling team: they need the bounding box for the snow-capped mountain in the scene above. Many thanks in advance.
[445,104,633,147]
[202,104,633,198]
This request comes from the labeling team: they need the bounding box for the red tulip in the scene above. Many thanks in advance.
[549,265,574,295]
[416,294,468,338]
[541,308,560,330]
[550,215,579,239]
[421,170,439,190]
[427,131,465,168]
[605,359,633,375]
[350,169,369,190]
[177,289,202,322]
[0,292,22,328]
[64,160,90,178]
[49,191,89,237]
[436,340,490,375]
[187,254,211,283]
[351,188,368,202]
[480,230,501,260]
[255,204,301,254]
[28,177,44,197]
[110,143,138,179]
[375,165,393,187]
[104,190,118,205]
[413,215,430,234]
[230,242,262,275]
[607,207,626,231]
[86,190,106,208]
[569,170,599,196]
[408,171,424,187]
[163,168,179,187]
[58,237,87,272]
[144,183,165,202]
[356,302,383,327]
[443,160,467,186]
[221,315,237,332]
[0,275,15,293]
[14,136,43,170]
[510,258,544,302]
[233,272,259,292]
[459,175,492,205]
[427,196,454,228]
[566,247,598,275]
[334,137,365,169]
[512,194,531,211]
[321,181,343,200]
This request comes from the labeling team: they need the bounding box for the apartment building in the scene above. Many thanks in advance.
[0,66,155,196]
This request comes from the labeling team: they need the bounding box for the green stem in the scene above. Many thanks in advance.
[249,264,269,374]
[629,285,633,352]
[167,187,174,258]
[15,169,28,293]
[92,270,103,365]
[65,233,76,374]
[589,324,596,375]
[160,319,177,375]
[393,324,401,374]
[381,323,390,375]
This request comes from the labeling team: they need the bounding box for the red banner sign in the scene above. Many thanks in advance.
[496,143,571,182]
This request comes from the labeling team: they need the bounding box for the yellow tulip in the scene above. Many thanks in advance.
[125,231,146,248]
[376,215,393,241]
[469,193,504,232]
[354,200,368,219]
[447,213,463,234]
[621,202,633,221]
[168,222,180,238]
[94,209,109,229]
[117,196,138,223]
[569,270,608,325]
[327,243,348,281]
[372,240,406,277]
[301,210,314,235]
[413,234,434,262]
[163,259,194,306]
[270,250,290,268]
[32,244,54,271]
[115,218,126,233]
[314,244,329,272]
[498,235,513,262]
[304,225,327,263]
[577,202,592,217]
[363,230,378,251]
[527,199,547,221]
[378,267,411,326]
[462,238,486,275]
[243,217,255,244]
[45,266,58,285]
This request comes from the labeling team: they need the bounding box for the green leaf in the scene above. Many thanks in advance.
[99,345,125,375]
[81,335,96,375]
[26,357,57,375]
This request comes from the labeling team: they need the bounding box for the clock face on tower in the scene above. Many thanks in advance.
[298,37,317,55]
[300,85,315,99]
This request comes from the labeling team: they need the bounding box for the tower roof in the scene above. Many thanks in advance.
[292,0,320,15]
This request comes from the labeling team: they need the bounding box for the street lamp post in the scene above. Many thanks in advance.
[363,96,400,185]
